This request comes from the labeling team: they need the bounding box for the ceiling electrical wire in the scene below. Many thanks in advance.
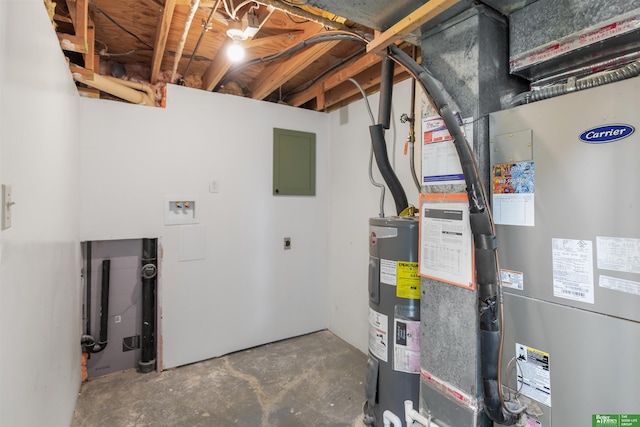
[286,13,310,24]
[226,31,367,76]
[222,0,236,19]
[89,2,153,49]
[182,0,223,79]
[284,47,365,98]
[232,0,258,16]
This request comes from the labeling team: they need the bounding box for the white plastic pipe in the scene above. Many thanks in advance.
[383,409,403,427]
[404,400,443,427]
[73,72,155,106]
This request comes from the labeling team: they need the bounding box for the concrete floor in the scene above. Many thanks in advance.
[72,330,368,427]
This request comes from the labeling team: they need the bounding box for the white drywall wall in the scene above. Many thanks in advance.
[327,79,419,353]
[79,86,329,368]
[0,1,82,425]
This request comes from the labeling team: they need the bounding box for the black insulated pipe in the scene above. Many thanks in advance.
[85,241,92,336]
[370,124,409,216]
[82,257,111,354]
[98,259,111,349]
[388,44,521,425]
[139,238,158,373]
[378,57,395,130]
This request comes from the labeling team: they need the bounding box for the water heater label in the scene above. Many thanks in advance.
[393,318,420,373]
[368,308,388,362]
[396,262,420,299]
[516,343,552,407]
[380,259,396,285]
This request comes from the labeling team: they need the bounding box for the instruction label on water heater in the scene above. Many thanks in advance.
[516,343,552,407]
[396,262,420,299]
[380,259,397,285]
[394,318,420,373]
[368,308,388,362]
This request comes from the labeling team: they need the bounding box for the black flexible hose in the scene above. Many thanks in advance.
[370,124,409,216]
[388,44,519,425]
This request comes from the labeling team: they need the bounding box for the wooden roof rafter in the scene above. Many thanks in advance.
[366,0,460,54]
[150,0,177,83]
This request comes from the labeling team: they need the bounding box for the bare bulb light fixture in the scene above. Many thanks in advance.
[226,20,246,62]
[227,39,245,62]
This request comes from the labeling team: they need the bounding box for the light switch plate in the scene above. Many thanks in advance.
[2,184,13,230]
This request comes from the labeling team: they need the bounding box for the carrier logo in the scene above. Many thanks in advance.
[579,124,634,143]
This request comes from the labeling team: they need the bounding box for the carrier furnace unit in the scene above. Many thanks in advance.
[489,77,640,426]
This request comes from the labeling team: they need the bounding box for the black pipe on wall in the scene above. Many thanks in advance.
[82,256,110,354]
[97,259,111,350]
[378,57,395,130]
[139,238,158,373]
[85,241,92,336]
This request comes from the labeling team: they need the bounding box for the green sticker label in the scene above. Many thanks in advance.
[593,415,640,427]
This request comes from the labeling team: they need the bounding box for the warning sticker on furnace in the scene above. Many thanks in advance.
[396,261,420,299]
[516,343,551,407]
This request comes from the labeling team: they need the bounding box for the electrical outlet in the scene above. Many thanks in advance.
[114,315,122,324]
[284,237,291,250]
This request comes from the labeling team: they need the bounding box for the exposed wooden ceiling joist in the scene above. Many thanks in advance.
[170,0,199,82]
[326,70,411,112]
[250,38,341,100]
[150,0,177,83]
[287,52,381,106]
[323,57,409,110]
[54,0,435,111]
[366,0,460,54]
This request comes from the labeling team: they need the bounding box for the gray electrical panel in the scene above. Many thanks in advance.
[489,77,640,426]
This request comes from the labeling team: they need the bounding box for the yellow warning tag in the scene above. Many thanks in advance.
[396,261,420,299]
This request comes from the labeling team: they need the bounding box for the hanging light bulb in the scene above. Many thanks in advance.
[227,39,245,62]
[226,20,246,62]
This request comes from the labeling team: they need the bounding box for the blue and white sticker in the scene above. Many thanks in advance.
[579,124,634,143]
